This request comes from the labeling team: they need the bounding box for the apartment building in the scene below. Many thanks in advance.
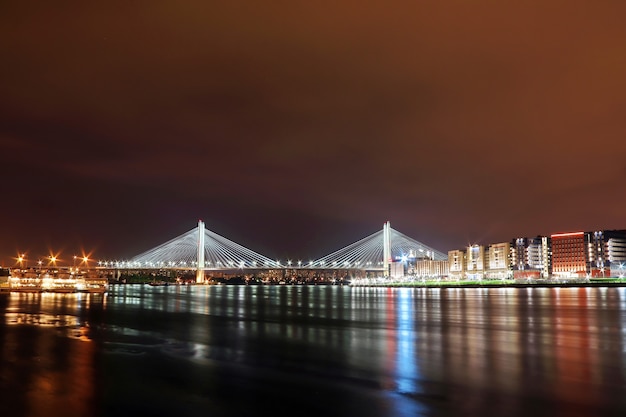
[485,242,511,279]
[448,249,466,280]
[511,237,550,279]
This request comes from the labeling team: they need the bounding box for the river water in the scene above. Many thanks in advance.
[1,285,626,417]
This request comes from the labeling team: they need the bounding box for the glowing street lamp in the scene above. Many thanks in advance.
[16,253,26,269]
[76,256,90,273]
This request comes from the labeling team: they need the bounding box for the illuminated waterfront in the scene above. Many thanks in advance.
[1,286,626,416]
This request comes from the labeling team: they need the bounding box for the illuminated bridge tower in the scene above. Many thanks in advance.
[383,221,391,277]
[196,220,205,283]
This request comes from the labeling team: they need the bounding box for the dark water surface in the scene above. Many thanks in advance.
[1,285,626,416]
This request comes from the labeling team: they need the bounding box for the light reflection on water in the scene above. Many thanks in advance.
[0,292,105,417]
[1,286,626,416]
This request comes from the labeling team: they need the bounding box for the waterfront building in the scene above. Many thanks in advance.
[414,259,449,278]
[551,230,626,278]
[586,230,626,277]
[551,232,587,278]
[448,244,508,280]
[540,236,551,278]
[466,245,485,280]
[613,262,626,278]
[389,249,448,278]
[485,242,511,279]
[511,237,551,279]
[448,249,466,280]
[390,261,405,278]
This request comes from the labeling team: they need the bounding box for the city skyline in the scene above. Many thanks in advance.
[2,2,626,262]
[3,220,626,271]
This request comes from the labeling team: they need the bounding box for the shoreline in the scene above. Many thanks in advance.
[350,280,626,289]
[4,281,626,292]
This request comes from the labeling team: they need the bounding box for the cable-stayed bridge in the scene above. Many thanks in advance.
[119,220,446,282]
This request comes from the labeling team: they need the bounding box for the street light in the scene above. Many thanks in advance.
[16,253,26,269]
[75,255,89,273]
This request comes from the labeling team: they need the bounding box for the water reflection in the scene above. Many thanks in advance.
[346,286,626,416]
[2,286,626,416]
[0,292,105,417]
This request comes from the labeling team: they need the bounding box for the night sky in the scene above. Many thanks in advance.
[1,1,625,265]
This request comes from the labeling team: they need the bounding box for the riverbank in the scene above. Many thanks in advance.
[349,278,626,288]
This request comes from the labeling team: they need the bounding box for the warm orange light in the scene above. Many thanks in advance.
[80,250,94,263]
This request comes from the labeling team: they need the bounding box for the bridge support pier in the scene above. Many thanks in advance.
[196,220,205,283]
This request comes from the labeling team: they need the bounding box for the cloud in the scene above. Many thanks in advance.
[1,1,626,257]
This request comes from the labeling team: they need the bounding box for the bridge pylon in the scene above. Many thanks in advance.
[196,220,205,283]
[383,221,391,276]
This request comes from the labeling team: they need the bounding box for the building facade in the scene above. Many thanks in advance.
[414,259,449,277]
[551,232,586,277]
[485,242,511,279]
[511,237,551,279]
[466,245,486,280]
[549,230,626,278]
[586,230,626,277]
[448,250,466,280]
[443,229,626,281]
